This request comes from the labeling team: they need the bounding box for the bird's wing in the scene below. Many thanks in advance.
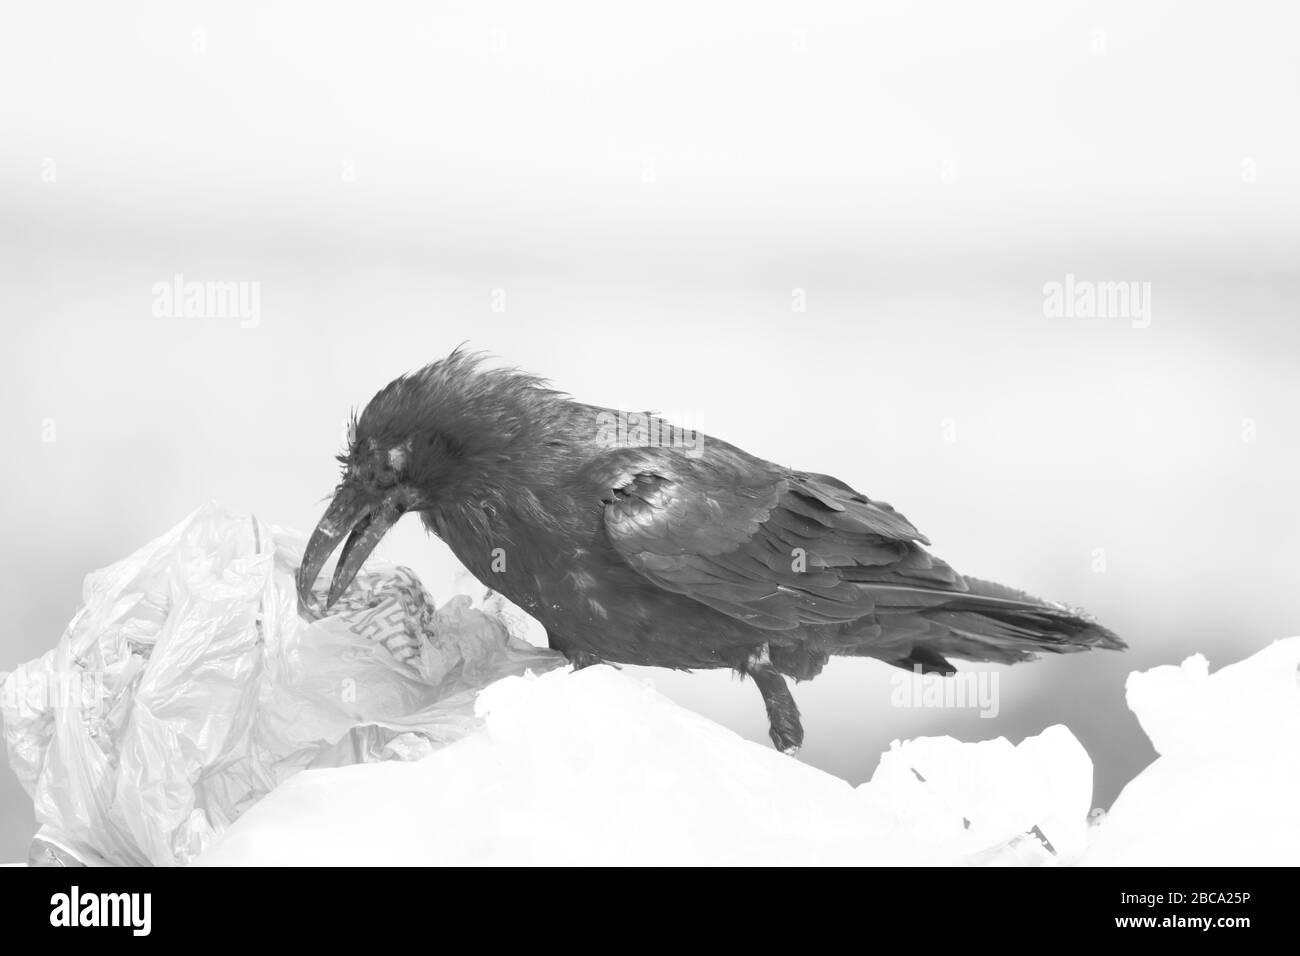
[600,452,965,630]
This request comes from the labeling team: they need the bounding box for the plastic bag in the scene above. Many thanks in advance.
[1,502,563,866]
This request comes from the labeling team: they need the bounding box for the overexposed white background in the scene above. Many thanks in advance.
[2,0,1298,862]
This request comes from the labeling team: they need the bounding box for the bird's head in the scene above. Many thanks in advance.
[296,350,562,611]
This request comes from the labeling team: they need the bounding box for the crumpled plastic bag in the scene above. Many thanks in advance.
[0,501,564,866]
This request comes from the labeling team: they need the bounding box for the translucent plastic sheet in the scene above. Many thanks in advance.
[1,502,563,866]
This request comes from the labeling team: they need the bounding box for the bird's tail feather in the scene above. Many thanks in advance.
[833,575,1124,672]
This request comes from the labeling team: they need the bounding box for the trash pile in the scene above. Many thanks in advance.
[0,503,563,865]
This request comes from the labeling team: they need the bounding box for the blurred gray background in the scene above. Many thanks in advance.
[2,0,1298,862]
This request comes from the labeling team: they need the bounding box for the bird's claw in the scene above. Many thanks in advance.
[565,650,608,671]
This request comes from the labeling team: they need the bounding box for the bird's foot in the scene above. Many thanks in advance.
[546,630,614,671]
[564,650,608,671]
[744,644,805,756]
[769,721,804,756]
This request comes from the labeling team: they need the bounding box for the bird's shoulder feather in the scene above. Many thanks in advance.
[592,444,962,630]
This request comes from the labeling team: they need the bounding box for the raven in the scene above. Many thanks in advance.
[298,350,1123,753]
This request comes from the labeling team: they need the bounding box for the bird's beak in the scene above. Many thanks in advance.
[297,481,405,612]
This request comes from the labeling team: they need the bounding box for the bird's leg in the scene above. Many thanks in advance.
[566,650,606,670]
[744,644,804,756]
[546,630,607,671]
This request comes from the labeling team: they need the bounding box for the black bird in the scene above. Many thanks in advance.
[298,350,1123,753]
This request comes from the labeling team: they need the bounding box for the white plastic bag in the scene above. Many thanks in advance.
[1,502,563,865]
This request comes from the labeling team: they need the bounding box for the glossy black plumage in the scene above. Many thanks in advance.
[298,350,1124,753]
